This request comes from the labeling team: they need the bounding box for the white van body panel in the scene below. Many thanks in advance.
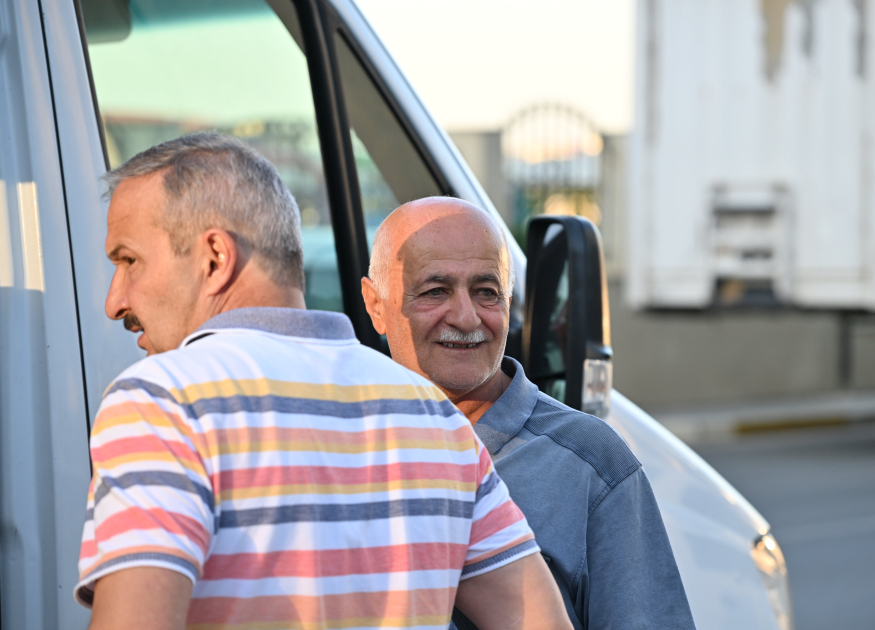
[42,0,146,418]
[0,1,92,628]
[606,393,779,629]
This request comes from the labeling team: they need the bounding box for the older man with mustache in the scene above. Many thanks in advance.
[361,197,696,630]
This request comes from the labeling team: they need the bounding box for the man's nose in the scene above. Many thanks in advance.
[104,268,129,320]
[445,291,481,331]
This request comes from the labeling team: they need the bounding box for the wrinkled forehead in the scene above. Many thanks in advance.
[395,212,509,283]
[105,173,168,251]
[107,173,167,221]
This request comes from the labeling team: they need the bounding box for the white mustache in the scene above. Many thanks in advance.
[437,328,488,344]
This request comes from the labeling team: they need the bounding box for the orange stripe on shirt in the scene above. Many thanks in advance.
[221,478,475,500]
[202,542,469,579]
[468,500,528,546]
[475,443,494,483]
[94,507,211,556]
[222,461,475,488]
[464,533,537,566]
[217,461,477,499]
[186,614,452,630]
[79,538,97,561]
[186,588,455,625]
[93,400,193,440]
[94,451,208,477]
[215,437,474,456]
[168,379,448,406]
[210,424,474,448]
[92,434,202,467]
[79,544,201,580]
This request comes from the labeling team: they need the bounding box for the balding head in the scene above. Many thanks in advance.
[361,197,514,411]
[368,197,515,300]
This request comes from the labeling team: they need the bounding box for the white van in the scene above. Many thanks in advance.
[0,0,791,628]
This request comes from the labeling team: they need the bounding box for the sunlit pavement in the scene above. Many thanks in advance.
[691,422,875,630]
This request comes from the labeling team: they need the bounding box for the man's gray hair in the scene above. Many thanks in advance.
[368,199,515,299]
[104,132,305,289]
[368,223,392,299]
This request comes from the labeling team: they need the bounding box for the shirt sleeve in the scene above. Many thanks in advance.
[583,467,696,629]
[461,433,539,580]
[75,377,215,608]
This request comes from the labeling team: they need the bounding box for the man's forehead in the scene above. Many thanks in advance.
[400,238,507,291]
[399,212,502,255]
[402,228,502,264]
[410,254,504,279]
[382,201,510,286]
[105,173,167,251]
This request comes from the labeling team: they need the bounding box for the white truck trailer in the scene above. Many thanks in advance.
[629,0,875,310]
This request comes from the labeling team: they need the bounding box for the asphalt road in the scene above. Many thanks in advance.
[692,422,875,630]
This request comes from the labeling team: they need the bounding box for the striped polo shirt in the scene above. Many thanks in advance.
[76,307,538,629]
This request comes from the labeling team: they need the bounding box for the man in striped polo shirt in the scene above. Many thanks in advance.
[77,133,571,630]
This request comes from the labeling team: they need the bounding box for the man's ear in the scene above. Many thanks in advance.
[202,229,238,296]
[361,277,387,335]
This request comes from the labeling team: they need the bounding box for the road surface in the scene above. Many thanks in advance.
[692,421,875,630]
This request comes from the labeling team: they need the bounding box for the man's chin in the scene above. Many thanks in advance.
[426,355,505,398]
[136,332,159,355]
[429,370,490,397]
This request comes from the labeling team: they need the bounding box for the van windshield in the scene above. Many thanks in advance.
[79,0,345,313]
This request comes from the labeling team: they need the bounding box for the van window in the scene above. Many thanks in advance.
[80,0,344,312]
[333,33,443,246]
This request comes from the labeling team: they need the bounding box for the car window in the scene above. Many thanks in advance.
[80,0,343,312]
[333,32,443,247]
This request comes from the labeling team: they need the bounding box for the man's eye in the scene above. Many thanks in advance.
[422,287,445,297]
[124,257,136,265]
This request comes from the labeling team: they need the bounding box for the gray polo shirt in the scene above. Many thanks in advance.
[453,357,695,630]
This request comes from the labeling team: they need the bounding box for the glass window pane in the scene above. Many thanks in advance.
[80,0,343,312]
[333,33,443,246]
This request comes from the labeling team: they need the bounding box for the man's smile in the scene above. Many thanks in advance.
[439,341,483,349]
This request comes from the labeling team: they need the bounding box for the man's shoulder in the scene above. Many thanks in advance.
[105,334,453,408]
[103,350,198,405]
[102,338,262,406]
[522,393,641,490]
[178,327,440,385]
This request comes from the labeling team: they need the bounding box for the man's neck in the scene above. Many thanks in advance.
[192,271,306,335]
[446,368,512,425]
[217,283,306,313]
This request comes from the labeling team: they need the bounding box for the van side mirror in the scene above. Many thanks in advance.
[521,216,612,416]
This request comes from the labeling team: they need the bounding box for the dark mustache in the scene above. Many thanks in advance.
[123,313,142,332]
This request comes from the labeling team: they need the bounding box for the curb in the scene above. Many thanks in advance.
[651,391,875,443]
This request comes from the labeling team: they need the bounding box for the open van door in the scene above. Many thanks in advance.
[521,215,612,417]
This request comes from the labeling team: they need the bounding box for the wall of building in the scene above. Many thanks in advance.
[610,279,840,409]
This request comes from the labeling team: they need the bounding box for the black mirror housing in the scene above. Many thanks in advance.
[521,215,612,416]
